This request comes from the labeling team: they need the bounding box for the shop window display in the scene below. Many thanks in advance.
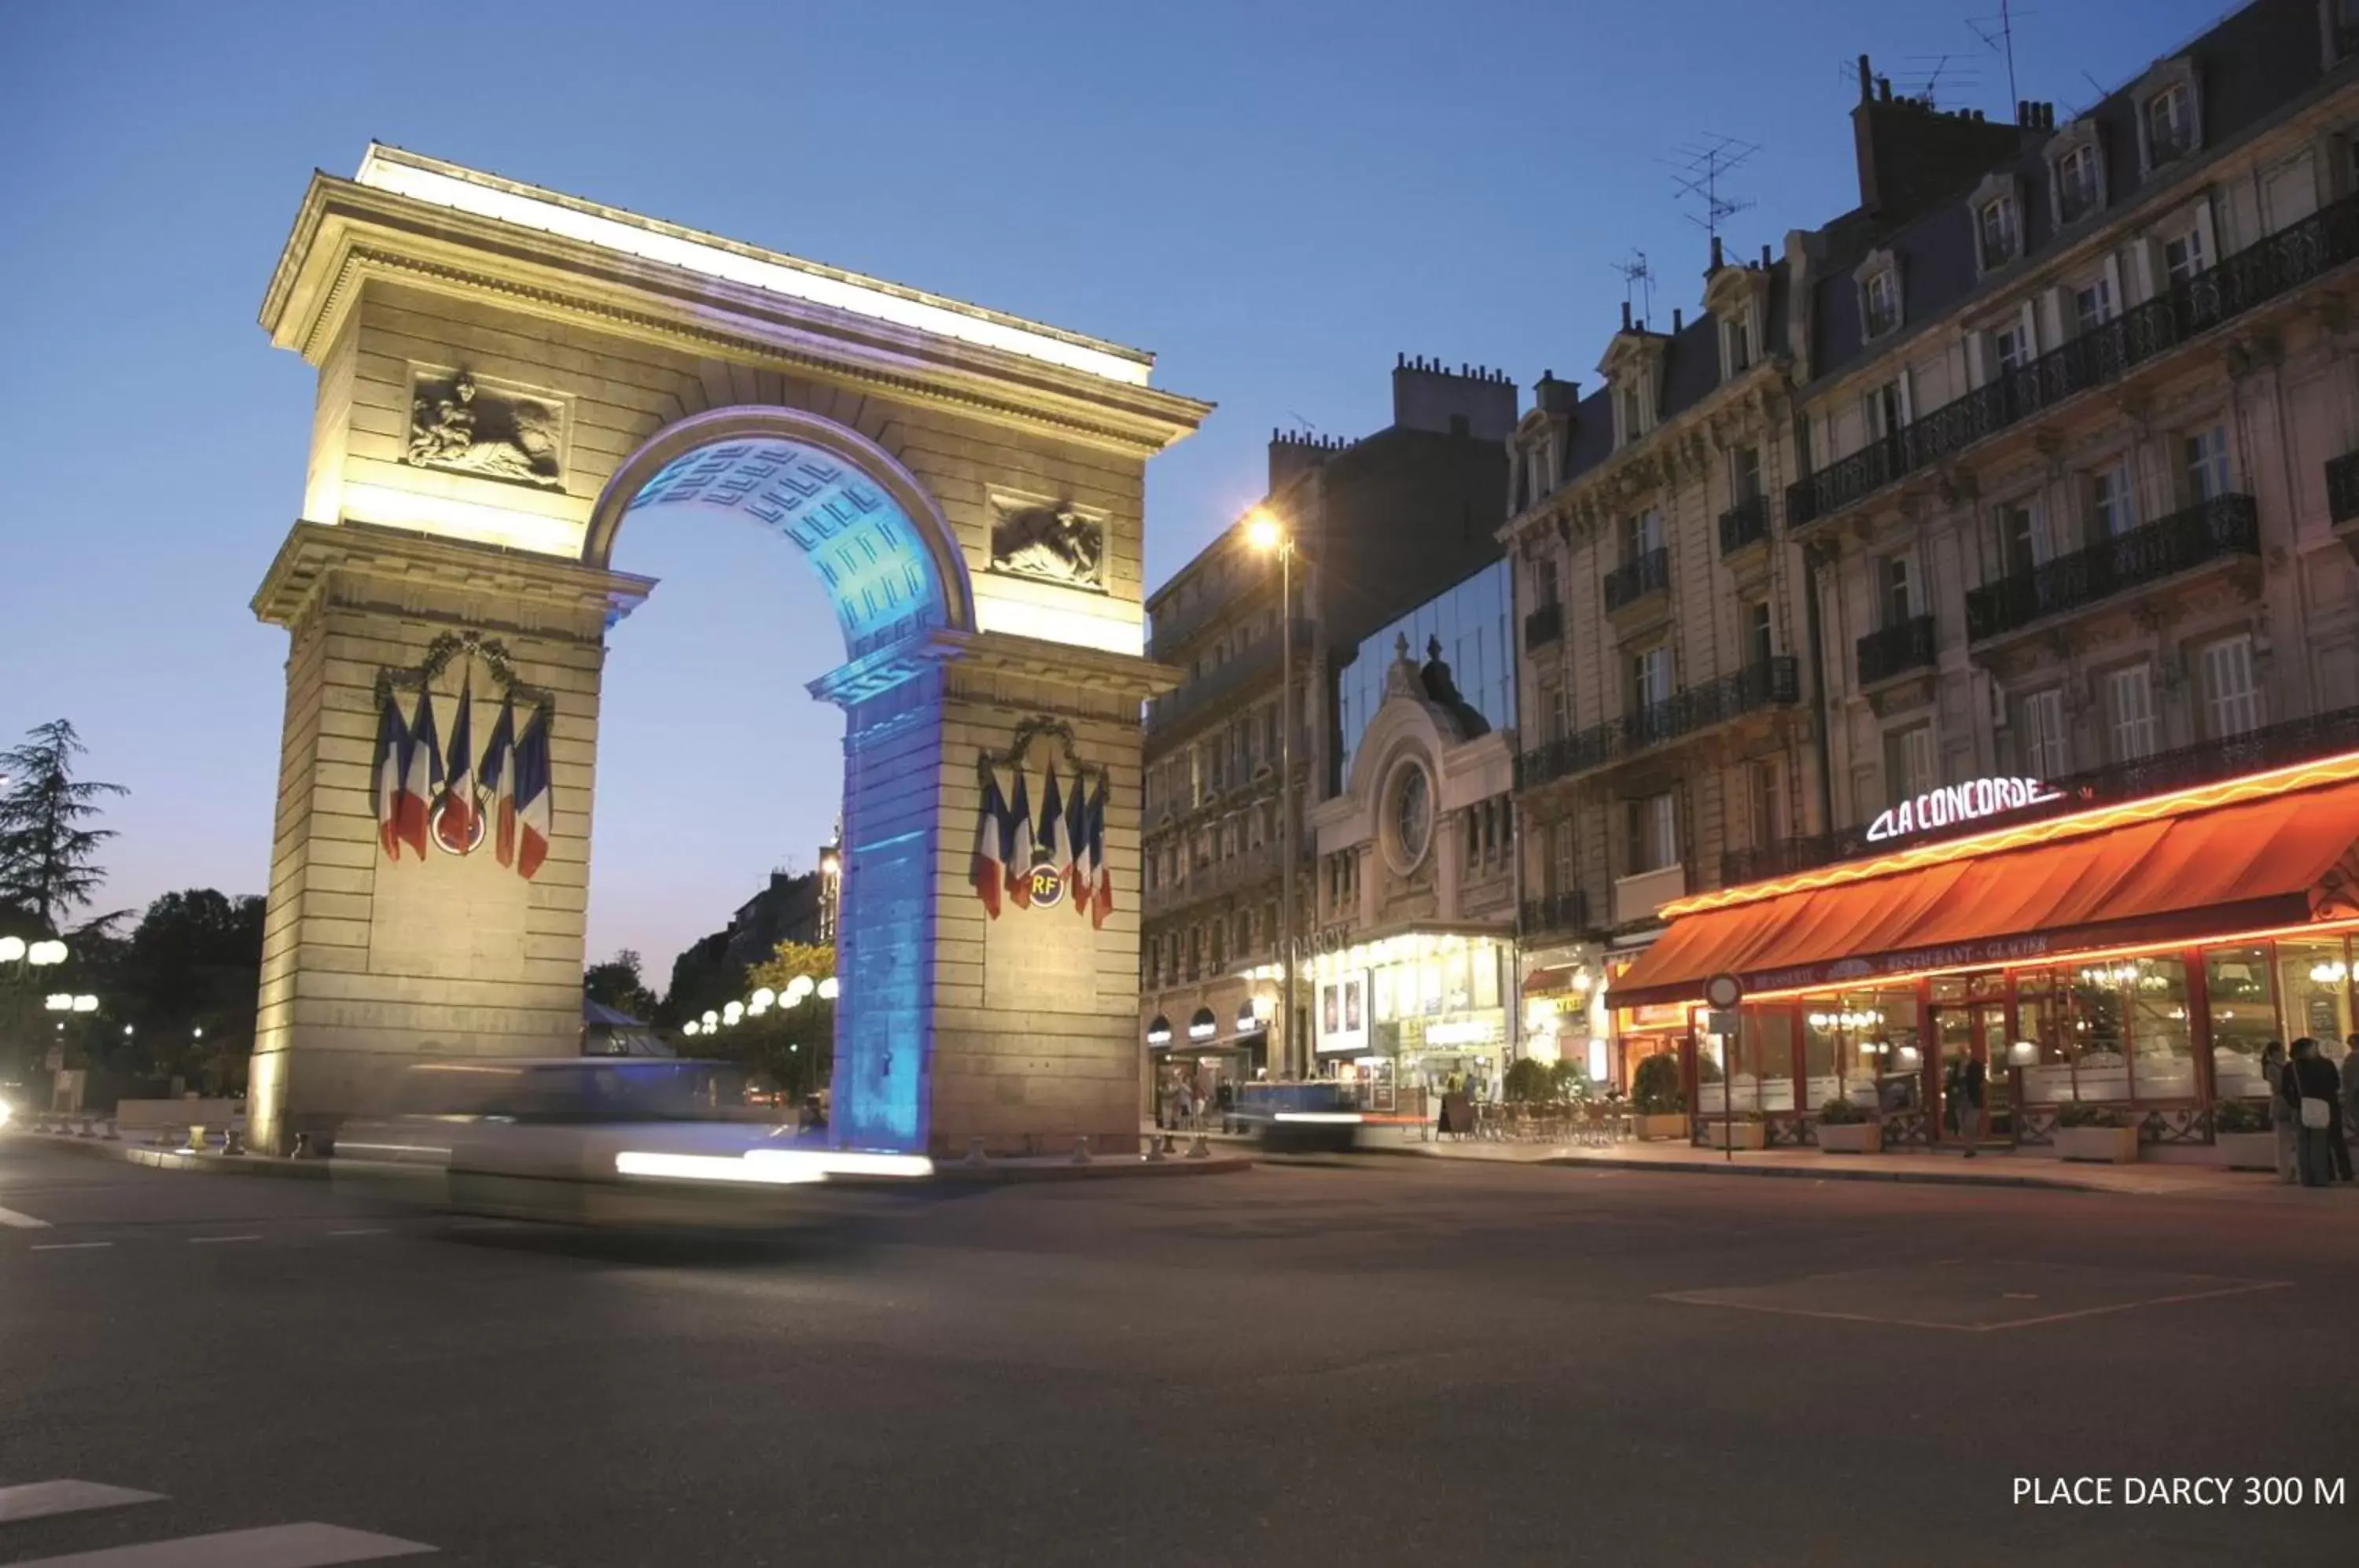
[2206,945,2275,1100]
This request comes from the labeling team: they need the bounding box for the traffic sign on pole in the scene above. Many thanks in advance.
[1704,972,1744,1010]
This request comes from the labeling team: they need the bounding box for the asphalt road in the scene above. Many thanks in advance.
[3,1138,2355,1568]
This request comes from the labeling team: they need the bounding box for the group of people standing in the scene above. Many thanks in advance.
[2261,1036,2358,1188]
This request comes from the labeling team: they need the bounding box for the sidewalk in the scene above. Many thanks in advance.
[1364,1125,2357,1203]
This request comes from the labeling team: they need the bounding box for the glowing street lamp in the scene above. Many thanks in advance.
[1245,505,1300,1078]
[683,1020,701,1037]
[816,976,839,1001]
[72,995,98,1014]
[701,1010,719,1029]
[722,1000,745,1026]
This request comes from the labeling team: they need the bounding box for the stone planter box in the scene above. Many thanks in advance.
[2213,1131,2279,1171]
[1702,1119,1766,1150]
[1815,1121,1882,1154]
[1633,1113,1689,1141]
[2053,1125,2140,1164]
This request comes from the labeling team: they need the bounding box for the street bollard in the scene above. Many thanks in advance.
[964,1138,989,1169]
[180,1125,206,1154]
[1187,1132,1211,1158]
[221,1128,246,1156]
[101,1119,120,1140]
[1070,1134,1092,1165]
[290,1132,316,1160]
[1145,1134,1167,1163]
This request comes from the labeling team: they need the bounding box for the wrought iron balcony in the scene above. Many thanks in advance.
[1143,838,1289,917]
[1603,546,1670,612]
[1963,494,2258,644]
[1855,613,1938,687]
[2328,451,2359,525]
[1724,700,2359,889]
[1517,657,1799,790]
[1520,890,1591,938]
[1717,494,1770,557]
[1786,189,2359,529]
[1523,600,1564,650]
[1148,576,1278,661]
[1145,617,1312,742]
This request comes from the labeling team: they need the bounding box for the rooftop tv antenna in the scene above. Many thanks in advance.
[1612,251,1654,329]
[1967,1,2024,117]
[1669,135,1761,248]
[1897,53,1981,109]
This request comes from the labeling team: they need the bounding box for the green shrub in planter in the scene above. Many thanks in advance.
[1632,1054,1684,1115]
[2055,1102,2125,1128]
[1503,1058,1554,1104]
[1818,1096,1868,1124]
[1548,1059,1589,1102]
[2212,1099,2270,1134]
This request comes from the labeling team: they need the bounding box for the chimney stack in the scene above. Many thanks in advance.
[1621,300,1632,332]
[1710,234,1724,271]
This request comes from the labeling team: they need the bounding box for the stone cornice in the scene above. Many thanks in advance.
[263,172,1213,459]
[252,520,655,631]
[806,625,1180,709]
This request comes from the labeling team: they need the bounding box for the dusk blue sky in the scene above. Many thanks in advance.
[0,0,2229,981]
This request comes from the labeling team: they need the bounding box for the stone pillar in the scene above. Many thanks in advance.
[245,522,650,1154]
[815,629,1163,1158]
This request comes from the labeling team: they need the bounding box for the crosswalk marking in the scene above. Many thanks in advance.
[0,1204,53,1229]
[2,1522,436,1566]
[0,1480,165,1524]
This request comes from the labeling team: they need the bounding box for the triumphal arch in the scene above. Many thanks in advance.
[247,145,1207,1156]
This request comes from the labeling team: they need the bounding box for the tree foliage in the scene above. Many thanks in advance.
[76,889,264,1091]
[0,720,127,929]
[583,948,658,1020]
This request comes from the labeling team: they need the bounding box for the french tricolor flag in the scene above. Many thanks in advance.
[970,766,1008,919]
[480,695,518,868]
[510,705,554,881]
[1003,766,1033,908]
[432,677,477,854]
[396,686,443,861]
[1039,764,1067,899]
[1088,775,1112,930]
[1069,771,1098,918]
[372,694,410,860]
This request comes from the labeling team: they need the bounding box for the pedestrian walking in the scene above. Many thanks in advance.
[1957,1055,1987,1157]
[2288,1037,2339,1188]
[2262,1041,2298,1185]
[2318,1039,2352,1183]
[2344,1034,2359,1178]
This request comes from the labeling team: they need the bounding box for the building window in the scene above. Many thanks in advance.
[1862,267,1901,337]
[1730,444,1762,503]
[1724,311,1752,377]
[1978,194,2019,270]
[1865,377,1906,441]
[2185,425,2232,502]
[2073,276,2117,333]
[1881,554,1916,626]
[2164,226,2208,285]
[1625,792,1678,874]
[2201,635,2261,738]
[2090,462,2138,538]
[2020,689,2068,778]
[1548,819,1575,895]
[2107,665,2159,762]
[1999,502,2044,576]
[2056,143,2102,224]
[1882,722,1938,807]
[1746,759,1784,849]
[1743,599,1773,668]
[1544,685,1570,742]
[2145,83,2195,167]
[1620,384,1647,446]
[1993,317,2032,375]
[1630,644,1672,712]
[1625,508,1664,561]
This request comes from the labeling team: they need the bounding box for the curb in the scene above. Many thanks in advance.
[936,1154,1254,1183]
[1351,1137,2210,1196]
[16,1133,332,1180]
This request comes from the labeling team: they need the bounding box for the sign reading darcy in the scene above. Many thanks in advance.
[969,717,1113,926]
[371,633,557,879]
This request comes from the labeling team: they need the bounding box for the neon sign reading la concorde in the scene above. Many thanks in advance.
[1864,775,2062,844]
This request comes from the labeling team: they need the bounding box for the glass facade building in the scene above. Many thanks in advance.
[1332,560,1513,791]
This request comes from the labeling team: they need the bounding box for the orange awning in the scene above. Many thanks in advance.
[1611,775,2359,1008]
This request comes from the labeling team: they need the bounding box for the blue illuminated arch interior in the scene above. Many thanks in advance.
[622,437,948,659]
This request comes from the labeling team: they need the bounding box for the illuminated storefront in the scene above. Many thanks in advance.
[1252,930,1511,1096]
[1610,754,2359,1154]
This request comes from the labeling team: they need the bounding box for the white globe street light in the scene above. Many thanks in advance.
[722,1000,745,1026]
[816,977,839,1001]
[72,995,98,1014]
[683,1021,701,1037]
[701,1010,719,1029]
[46,993,72,1012]
[0,936,24,963]
[750,987,777,1010]
[29,940,67,967]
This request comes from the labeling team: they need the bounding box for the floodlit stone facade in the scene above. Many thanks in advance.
[248,145,1206,1156]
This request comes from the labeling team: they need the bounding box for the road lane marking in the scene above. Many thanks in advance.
[30,1241,113,1251]
[0,1479,166,1524]
[0,1204,53,1229]
[187,1235,263,1245]
[327,1228,389,1237]
[2,1522,436,1565]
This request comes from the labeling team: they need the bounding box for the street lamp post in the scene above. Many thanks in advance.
[3,937,68,1078]
[1246,508,1300,1080]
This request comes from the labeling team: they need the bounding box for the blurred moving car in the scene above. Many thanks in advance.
[1229,1080,1364,1154]
[332,1058,928,1227]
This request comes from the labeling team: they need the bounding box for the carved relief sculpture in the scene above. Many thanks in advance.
[406,369,564,488]
[990,502,1105,590]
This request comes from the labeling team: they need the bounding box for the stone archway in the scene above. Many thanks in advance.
[243,146,1206,1156]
